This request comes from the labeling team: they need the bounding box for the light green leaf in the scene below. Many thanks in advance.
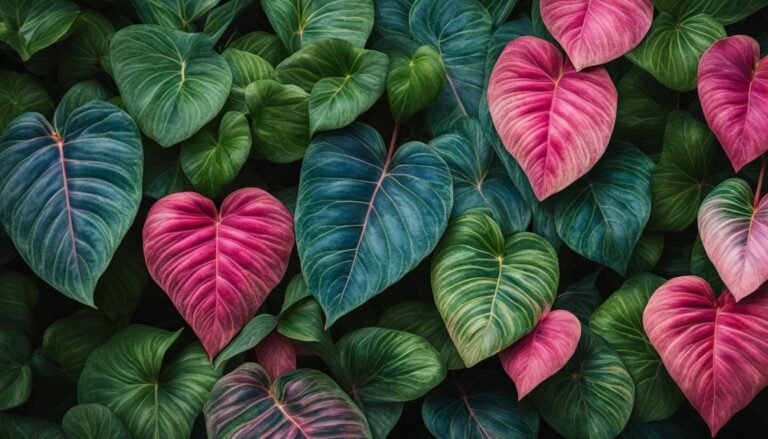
[222,48,274,113]
[432,210,559,367]
[0,329,32,410]
[0,0,79,61]
[228,31,290,67]
[590,274,683,423]
[275,38,388,134]
[180,111,252,197]
[261,0,374,52]
[385,44,445,121]
[0,70,53,132]
[653,0,768,25]
[626,13,726,92]
[110,24,233,146]
[246,80,309,163]
[62,404,130,439]
[132,0,220,31]
[56,10,114,87]
[213,314,277,369]
[0,270,38,335]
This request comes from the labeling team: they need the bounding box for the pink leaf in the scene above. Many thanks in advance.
[254,331,297,381]
[540,0,653,70]
[143,188,294,360]
[643,276,768,436]
[698,35,768,172]
[499,309,581,399]
[488,36,617,201]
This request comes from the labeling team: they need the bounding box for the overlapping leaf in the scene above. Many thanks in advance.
[0,71,53,132]
[0,0,79,61]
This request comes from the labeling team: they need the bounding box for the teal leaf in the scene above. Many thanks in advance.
[56,11,114,87]
[554,271,601,325]
[373,0,413,38]
[213,314,277,369]
[245,79,309,163]
[62,404,130,439]
[296,123,452,325]
[78,325,221,439]
[132,0,220,31]
[478,0,518,28]
[552,143,654,274]
[484,16,532,82]
[261,0,374,52]
[110,24,233,146]
[0,101,143,306]
[0,329,32,410]
[275,38,388,134]
[0,270,38,335]
[222,48,274,113]
[385,44,445,121]
[0,70,53,132]
[228,31,290,67]
[0,0,79,61]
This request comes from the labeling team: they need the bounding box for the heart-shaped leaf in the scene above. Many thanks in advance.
[627,13,725,92]
[0,71,53,132]
[204,363,371,438]
[53,80,112,130]
[0,0,79,61]
[110,24,233,147]
[132,0,219,31]
[336,327,446,402]
[591,274,684,423]
[143,188,294,359]
[552,143,654,274]
[254,331,296,380]
[422,370,540,439]
[649,112,729,232]
[262,0,374,53]
[540,0,653,70]
[530,327,635,439]
[698,35,768,171]
[228,31,290,67]
[222,48,274,113]
[386,44,445,122]
[180,111,252,197]
[0,101,143,306]
[245,79,309,163]
[275,38,388,134]
[488,36,617,201]
[500,309,581,400]
[62,404,130,439]
[643,276,768,435]
[653,0,768,25]
[0,329,31,410]
[56,11,114,87]
[78,325,221,439]
[295,123,452,326]
[698,178,768,300]
[432,210,559,367]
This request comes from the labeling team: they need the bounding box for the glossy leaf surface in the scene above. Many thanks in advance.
[0,0,79,61]
[245,79,309,163]
[386,44,445,122]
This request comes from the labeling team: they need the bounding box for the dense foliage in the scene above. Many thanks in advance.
[3,0,768,438]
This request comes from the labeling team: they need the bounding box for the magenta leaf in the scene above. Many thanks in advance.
[540,0,653,70]
[254,331,296,381]
[698,35,768,172]
[143,188,294,360]
[643,276,768,436]
[488,36,617,201]
[499,309,581,399]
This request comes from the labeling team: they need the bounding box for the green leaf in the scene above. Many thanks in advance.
[42,309,120,381]
[213,314,277,369]
[478,0,518,28]
[336,327,446,402]
[649,112,729,231]
[0,270,38,335]
[0,70,53,132]
[356,397,402,439]
[373,0,413,38]
[554,271,602,325]
[430,117,531,235]
[54,80,112,130]
[0,101,143,306]
[0,329,32,410]
[422,370,540,439]
[56,11,114,87]
[110,24,233,146]
[626,13,726,92]
[0,0,80,61]
[27,349,77,419]
[691,235,724,294]
[180,111,252,197]
[143,140,193,199]
[411,0,492,132]
[245,79,309,163]
[590,274,684,423]
[62,404,130,439]
[378,301,464,370]
[203,0,254,43]
[0,413,63,439]
[222,48,274,113]
[275,38,388,134]
[530,327,635,439]
[228,31,290,67]
[78,325,221,439]
[655,232,694,278]
[432,210,559,367]
[261,0,374,52]
[614,67,677,156]
[385,44,445,121]
[653,0,768,25]
[626,231,665,277]
[132,0,220,31]
[93,229,149,325]
[552,143,655,274]
[277,276,328,343]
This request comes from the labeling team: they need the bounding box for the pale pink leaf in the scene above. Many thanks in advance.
[488,36,617,201]
[540,0,653,70]
[254,331,297,381]
[698,35,768,171]
[143,188,294,360]
[499,309,581,399]
[644,276,768,436]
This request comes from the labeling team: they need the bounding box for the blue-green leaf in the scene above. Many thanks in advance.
[373,0,413,38]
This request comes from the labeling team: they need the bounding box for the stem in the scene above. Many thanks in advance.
[386,123,400,162]
[756,155,767,207]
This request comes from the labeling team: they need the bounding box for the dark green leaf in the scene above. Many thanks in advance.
[222,48,274,113]
[132,0,220,31]
[245,79,309,163]
[0,0,79,61]
[626,231,665,277]
[0,70,53,132]
[213,314,277,369]
[0,270,38,335]
[62,404,130,439]
[56,11,114,87]
[0,329,32,410]
[228,31,290,67]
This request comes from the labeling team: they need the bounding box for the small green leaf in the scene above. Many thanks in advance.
[0,329,32,410]
[180,111,252,197]
[62,404,130,439]
[246,80,309,163]
[132,0,220,31]
[213,314,277,370]
[0,70,53,132]
[56,11,114,87]
[386,44,445,121]
[222,48,274,113]
[0,0,80,61]
[228,31,290,67]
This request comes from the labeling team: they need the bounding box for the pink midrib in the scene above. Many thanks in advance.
[54,132,81,281]
[453,374,492,439]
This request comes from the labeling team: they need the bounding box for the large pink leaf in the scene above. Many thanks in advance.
[643,276,768,436]
[699,35,768,171]
[143,188,294,359]
[488,36,617,201]
[254,331,296,381]
[499,309,581,399]
[540,0,653,70]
